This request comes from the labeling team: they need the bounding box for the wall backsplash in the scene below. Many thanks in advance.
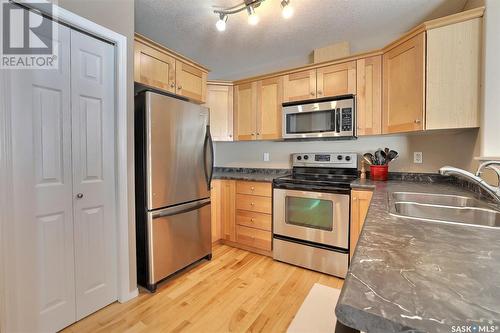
[214,129,480,174]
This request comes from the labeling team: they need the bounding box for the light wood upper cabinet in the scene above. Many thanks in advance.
[205,82,233,141]
[283,70,317,102]
[317,61,356,98]
[356,56,382,136]
[134,39,176,93]
[383,32,426,134]
[175,60,207,103]
[234,82,257,141]
[350,190,373,259]
[426,18,481,130]
[257,77,283,140]
[134,34,209,103]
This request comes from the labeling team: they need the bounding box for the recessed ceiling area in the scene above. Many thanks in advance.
[135,0,468,80]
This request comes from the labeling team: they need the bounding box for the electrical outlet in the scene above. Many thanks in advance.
[414,152,423,164]
[263,152,270,162]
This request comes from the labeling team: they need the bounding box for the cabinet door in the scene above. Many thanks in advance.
[356,56,382,135]
[283,70,317,102]
[350,190,373,258]
[383,33,425,133]
[234,82,257,141]
[257,77,283,140]
[426,18,481,130]
[210,180,222,243]
[316,61,356,98]
[205,83,233,141]
[175,60,207,103]
[70,29,117,320]
[221,180,236,242]
[134,40,175,93]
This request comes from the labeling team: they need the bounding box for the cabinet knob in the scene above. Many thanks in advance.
[251,133,256,136]
[229,134,233,138]
[310,92,315,96]
[250,186,255,191]
[414,119,421,124]
[317,91,323,95]
[170,82,175,88]
[257,133,261,136]
[250,202,255,206]
[177,85,182,90]
[76,193,84,199]
[250,218,255,222]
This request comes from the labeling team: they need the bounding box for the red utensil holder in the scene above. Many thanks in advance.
[370,165,389,181]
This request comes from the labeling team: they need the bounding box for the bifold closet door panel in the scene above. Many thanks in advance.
[8,20,76,332]
[70,29,118,320]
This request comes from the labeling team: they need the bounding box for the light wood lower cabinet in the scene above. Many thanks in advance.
[383,32,426,134]
[356,56,382,135]
[205,82,234,141]
[211,180,272,254]
[350,190,373,258]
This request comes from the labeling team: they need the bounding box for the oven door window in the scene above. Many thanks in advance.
[285,196,334,231]
[286,110,335,134]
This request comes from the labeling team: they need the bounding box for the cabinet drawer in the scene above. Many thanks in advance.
[236,210,271,231]
[236,225,272,251]
[236,181,271,197]
[236,194,272,214]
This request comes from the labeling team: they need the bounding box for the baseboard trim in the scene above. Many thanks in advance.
[118,288,139,303]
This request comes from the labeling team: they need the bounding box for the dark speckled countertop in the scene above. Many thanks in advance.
[336,179,500,333]
[212,167,290,183]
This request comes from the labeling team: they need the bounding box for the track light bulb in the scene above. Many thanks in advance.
[247,6,259,25]
[281,0,294,19]
[216,14,227,31]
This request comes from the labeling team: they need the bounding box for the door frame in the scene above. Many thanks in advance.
[0,3,137,330]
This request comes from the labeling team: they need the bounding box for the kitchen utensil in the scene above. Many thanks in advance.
[384,147,390,156]
[363,153,374,165]
[375,149,386,165]
[386,150,399,164]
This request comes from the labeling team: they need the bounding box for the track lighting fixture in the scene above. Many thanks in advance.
[213,0,293,31]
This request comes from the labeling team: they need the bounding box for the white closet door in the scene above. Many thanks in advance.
[9,17,76,332]
[70,29,118,320]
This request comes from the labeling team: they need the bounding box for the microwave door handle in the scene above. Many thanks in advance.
[335,108,341,133]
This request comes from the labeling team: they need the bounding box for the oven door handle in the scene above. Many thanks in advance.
[335,108,341,133]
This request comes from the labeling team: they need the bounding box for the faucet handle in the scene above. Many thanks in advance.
[476,161,500,178]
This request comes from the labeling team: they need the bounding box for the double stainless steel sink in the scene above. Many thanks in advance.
[389,192,500,229]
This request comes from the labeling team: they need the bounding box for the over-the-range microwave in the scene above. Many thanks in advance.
[282,94,356,139]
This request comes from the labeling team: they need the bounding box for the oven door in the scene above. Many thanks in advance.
[273,188,349,249]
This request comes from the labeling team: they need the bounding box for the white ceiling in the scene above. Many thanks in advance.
[135,0,468,80]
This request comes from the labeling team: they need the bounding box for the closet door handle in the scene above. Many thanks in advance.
[76,193,84,199]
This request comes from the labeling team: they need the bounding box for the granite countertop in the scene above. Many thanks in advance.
[336,179,500,332]
[212,167,290,183]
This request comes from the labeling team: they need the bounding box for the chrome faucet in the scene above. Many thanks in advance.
[439,161,500,204]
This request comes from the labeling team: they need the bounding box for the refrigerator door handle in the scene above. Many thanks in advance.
[203,125,214,191]
[152,198,211,219]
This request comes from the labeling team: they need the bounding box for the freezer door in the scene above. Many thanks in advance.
[147,199,211,284]
[146,92,211,210]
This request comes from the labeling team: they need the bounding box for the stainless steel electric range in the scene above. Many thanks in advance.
[272,152,358,278]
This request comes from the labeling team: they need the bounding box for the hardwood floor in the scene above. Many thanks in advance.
[62,244,344,333]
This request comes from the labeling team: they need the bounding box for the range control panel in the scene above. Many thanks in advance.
[292,153,358,168]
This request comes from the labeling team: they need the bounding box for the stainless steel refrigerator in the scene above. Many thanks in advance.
[135,90,214,292]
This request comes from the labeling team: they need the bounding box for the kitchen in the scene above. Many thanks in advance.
[1,0,499,332]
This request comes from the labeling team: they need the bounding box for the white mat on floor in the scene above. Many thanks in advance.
[287,283,341,333]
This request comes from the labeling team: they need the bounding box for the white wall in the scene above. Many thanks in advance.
[215,130,479,173]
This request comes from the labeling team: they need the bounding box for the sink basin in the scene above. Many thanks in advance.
[389,192,500,229]
[391,192,491,208]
